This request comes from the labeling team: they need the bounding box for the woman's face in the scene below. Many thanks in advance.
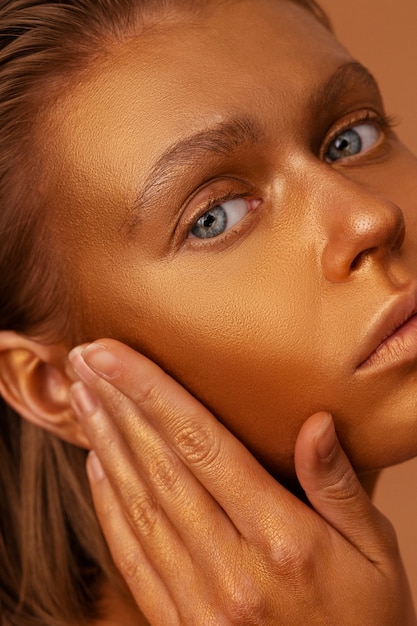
[44,0,417,479]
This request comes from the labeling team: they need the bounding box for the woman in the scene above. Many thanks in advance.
[0,0,416,623]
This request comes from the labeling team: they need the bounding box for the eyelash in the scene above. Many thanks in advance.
[321,109,396,161]
[181,110,396,248]
[183,189,256,246]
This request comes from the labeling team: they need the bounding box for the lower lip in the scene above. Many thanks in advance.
[359,313,417,371]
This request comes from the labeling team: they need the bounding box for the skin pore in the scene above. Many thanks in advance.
[41,0,417,493]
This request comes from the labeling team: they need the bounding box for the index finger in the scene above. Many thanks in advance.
[69,339,307,542]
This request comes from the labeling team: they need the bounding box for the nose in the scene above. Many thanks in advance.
[318,170,405,282]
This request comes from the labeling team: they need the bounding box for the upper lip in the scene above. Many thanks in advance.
[357,285,417,369]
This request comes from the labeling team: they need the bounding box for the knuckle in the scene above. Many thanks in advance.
[149,453,181,494]
[132,372,160,406]
[265,527,317,584]
[174,419,220,468]
[320,461,361,501]
[98,493,119,520]
[227,597,265,624]
[224,576,265,624]
[117,548,143,584]
[127,491,159,536]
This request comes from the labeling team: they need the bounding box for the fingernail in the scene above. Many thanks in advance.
[68,346,97,383]
[65,358,79,382]
[70,381,99,419]
[87,451,105,482]
[314,413,337,461]
[81,343,122,380]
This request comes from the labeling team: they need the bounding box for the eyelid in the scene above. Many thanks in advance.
[173,176,251,223]
[321,109,396,163]
[177,183,262,250]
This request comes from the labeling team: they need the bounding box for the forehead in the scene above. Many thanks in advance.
[62,0,348,122]
[44,0,352,223]
[50,0,350,123]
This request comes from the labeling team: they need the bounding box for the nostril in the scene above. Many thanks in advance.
[322,197,405,283]
[350,247,376,271]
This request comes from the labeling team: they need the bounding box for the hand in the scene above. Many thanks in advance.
[68,340,416,626]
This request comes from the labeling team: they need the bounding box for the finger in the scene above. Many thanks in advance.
[70,382,207,613]
[70,380,240,617]
[69,340,303,544]
[65,342,89,382]
[70,377,239,556]
[294,412,398,564]
[86,451,180,626]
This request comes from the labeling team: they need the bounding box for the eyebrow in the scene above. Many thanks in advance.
[124,61,381,233]
[123,116,262,233]
[310,60,382,114]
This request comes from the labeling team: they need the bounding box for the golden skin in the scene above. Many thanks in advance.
[42,0,417,482]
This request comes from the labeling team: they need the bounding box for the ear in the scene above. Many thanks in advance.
[0,331,90,449]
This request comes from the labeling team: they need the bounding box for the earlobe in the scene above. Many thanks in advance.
[0,331,90,449]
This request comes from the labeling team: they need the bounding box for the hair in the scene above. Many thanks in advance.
[0,1,331,624]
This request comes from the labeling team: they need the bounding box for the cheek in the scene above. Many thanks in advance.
[90,249,330,477]
[374,152,417,271]
[350,147,417,263]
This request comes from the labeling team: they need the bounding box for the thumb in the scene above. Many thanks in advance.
[294,412,397,563]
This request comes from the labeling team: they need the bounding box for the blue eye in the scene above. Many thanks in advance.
[326,123,380,162]
[189,197,250,239]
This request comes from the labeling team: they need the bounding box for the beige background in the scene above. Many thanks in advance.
[320,0,417,606]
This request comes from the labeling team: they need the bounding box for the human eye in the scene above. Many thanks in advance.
[188,196,259,240]
[324,112,395,163]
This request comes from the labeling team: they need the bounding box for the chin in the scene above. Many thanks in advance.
[334,410,417,476]
[323,367,417,474]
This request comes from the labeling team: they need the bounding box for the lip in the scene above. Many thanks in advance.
[357,287,417,371]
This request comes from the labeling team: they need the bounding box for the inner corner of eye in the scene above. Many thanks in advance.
[250,198,263,210]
